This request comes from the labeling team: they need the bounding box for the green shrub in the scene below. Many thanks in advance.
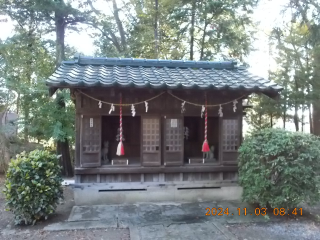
[3,149,63,225]
[239,128,320,209]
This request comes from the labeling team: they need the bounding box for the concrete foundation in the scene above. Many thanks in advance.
[73,183,242,205]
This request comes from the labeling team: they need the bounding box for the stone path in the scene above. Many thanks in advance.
[132,222,233,240]
[45,201,272,239]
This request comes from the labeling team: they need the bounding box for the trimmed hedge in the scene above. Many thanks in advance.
[238,128,320,209]
[3,149,63,225]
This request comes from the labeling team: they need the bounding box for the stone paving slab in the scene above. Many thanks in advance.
[136,222,230,240]
[44,220,118,231]
[67,201,268,226]
[61,201,273,239]
[43,201,320,240]
[68,205,118,222]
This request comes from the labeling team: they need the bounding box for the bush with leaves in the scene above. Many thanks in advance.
[239,128,320,209]
[3,149,63,225]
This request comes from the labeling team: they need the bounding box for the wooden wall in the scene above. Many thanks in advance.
[74,87,246,185]
[75,87,244,117]
[78,172,238,183]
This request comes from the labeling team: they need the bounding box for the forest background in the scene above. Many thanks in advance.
[0,0,319,175]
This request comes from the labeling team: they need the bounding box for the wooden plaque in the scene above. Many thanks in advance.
[111,159,129,165]
[188,158,204,164]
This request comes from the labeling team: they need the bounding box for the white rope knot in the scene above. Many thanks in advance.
[181,101,186,113]
[201,105,205,118]
[131,104,136,117]
[218,104,223,117]
[109,104,115,114]
[145,101,148,112]
[233,100,238,112]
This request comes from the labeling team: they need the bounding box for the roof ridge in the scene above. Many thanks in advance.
[61,54,239,70]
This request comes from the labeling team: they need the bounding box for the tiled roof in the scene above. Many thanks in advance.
[46,55,282,94]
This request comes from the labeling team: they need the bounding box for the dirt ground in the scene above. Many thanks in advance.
[0,174,130,240]
[227,220,320,240]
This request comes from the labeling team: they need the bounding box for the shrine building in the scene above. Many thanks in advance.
[46,55,282,205]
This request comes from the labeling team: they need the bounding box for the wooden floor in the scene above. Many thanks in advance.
[75,164,237,174]
[102,157,220,167]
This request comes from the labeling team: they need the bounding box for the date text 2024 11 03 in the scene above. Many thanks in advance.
[205,208,303,216]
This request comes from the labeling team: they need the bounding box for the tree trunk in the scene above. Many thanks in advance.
[200,20,208,60]
[57,139,73,177]
[313,104,320,135]
[154,0,159,58]
[190,0,196,60]
[309,103,313,133]
[55,14,65,66]
[55,10,73,177]
[112,0,126,52]
[294,103,299,131]
[23,102,29,142]
[283,82,287,129]
[305,46,313,133]
[301,106,304,132]
[312,48,320,135]
[23,26,35,142]
[282,99,286,129]
[16,92,20,115]
[293,75,299,131]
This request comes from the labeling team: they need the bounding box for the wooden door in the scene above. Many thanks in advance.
[221,118,240,165]
[164,117,184,166]
[80,115,102,167]
[141,117,161,166]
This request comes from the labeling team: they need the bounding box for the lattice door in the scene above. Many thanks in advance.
[80,116,101,167]
[164,118,184,166]
[222,119,239,151]
[141,117,161,166]
[221,118,239,163]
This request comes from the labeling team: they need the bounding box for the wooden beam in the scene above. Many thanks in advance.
[243,105,253,109]
[71,180,238,189]
[74,165,238,175]
[48,87,58,97]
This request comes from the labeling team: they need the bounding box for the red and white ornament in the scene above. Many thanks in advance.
[202,100,210,153]
[116,96,125,156]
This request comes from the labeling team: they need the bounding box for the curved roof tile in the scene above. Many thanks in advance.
[46,55,282,95]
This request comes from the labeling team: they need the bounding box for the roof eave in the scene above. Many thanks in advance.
[260,88,283,99]
[48,87,58,97]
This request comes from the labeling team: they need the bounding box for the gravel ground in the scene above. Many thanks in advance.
[0,174,130,240]
[228,220,320,240]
